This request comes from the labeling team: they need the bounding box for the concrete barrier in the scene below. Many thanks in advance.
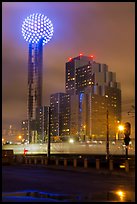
[109,159,113,171]
[55,159,59,166]
[34,158,37,165]
[41,158,44,165]
[96,159,100,170]
[45,158,48,165]
[14,155,24,164]
[64,159,67,167]
[73,159,77,168]
[17,156,132,174]
[25,157,28,164]
[84,158,88,168]
[29,158,31,164]
[125,160,129,172]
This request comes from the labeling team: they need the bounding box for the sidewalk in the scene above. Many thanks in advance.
[22,163,135,178]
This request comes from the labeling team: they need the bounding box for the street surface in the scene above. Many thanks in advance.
[2,165,135,202]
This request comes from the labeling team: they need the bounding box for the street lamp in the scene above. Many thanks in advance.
[105,94,109,162]
[118,125,124,131]
[83,125,86,141]
[116,124,124,140]
[106,109,109,161]
[18,135,22,140]
[69,138,74,143]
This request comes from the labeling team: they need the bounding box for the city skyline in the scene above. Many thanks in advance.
[2,2,135,130]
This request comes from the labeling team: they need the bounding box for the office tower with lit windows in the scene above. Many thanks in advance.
[66,55,95,95]
[81,86,121,140]
[50,93,70,139]
[36,106,50,142]
[22,13,53,143]
[66,54,121,140]
[21,120,28,141]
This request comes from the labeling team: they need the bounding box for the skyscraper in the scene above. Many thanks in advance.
[66,55,94,95]
[66,54,121,140]
[36,106,50,142]
[50,93,70,139]
[22,13,53,143]
[21,120,28,142]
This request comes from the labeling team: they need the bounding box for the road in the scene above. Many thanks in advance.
[2,165,135,202]
[2,141,135,155]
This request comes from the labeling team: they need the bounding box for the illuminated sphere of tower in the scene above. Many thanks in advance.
[22,13,54,45]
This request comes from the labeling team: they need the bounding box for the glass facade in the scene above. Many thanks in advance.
[50,93,70,139]
[27,40,43,143]
[66,55,121,141]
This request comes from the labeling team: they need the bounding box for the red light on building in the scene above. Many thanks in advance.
[68,57,72,61]
[79,53,83,56]
[90,55,94,58]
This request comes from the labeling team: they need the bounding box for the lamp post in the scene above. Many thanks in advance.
[105,94,109,162]
[117,124,124,140]
[83,125,86,141]
[47,107,51,158]
[106,110,109,161]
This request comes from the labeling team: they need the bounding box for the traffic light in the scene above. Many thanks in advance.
[124,122,131,146]
[124,136,130,146]
[124,122,131,136]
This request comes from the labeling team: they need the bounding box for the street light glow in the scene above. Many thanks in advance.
[69,138,74,143]
[116,190,125,201]
[118,125,124,131]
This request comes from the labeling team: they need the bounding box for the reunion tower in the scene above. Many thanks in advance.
[22,13,54,142]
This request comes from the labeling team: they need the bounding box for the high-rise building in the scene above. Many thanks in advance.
[66,55,121,140]
[36,106,50,142]
[21,120,28,141]
[50,93,70,139]
[82,86,121,140]
[2,125,21,144]
[22,13,53,143]
[66,55,94,95]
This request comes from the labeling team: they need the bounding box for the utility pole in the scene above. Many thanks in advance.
[106,110,109,161]
[47,107,51,158]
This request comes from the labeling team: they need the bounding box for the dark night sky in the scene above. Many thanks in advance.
[2,2,135,130]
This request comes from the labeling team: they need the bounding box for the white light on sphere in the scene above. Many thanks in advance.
[22,13,54,45]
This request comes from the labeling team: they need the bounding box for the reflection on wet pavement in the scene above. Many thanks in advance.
[2,189,135,202]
